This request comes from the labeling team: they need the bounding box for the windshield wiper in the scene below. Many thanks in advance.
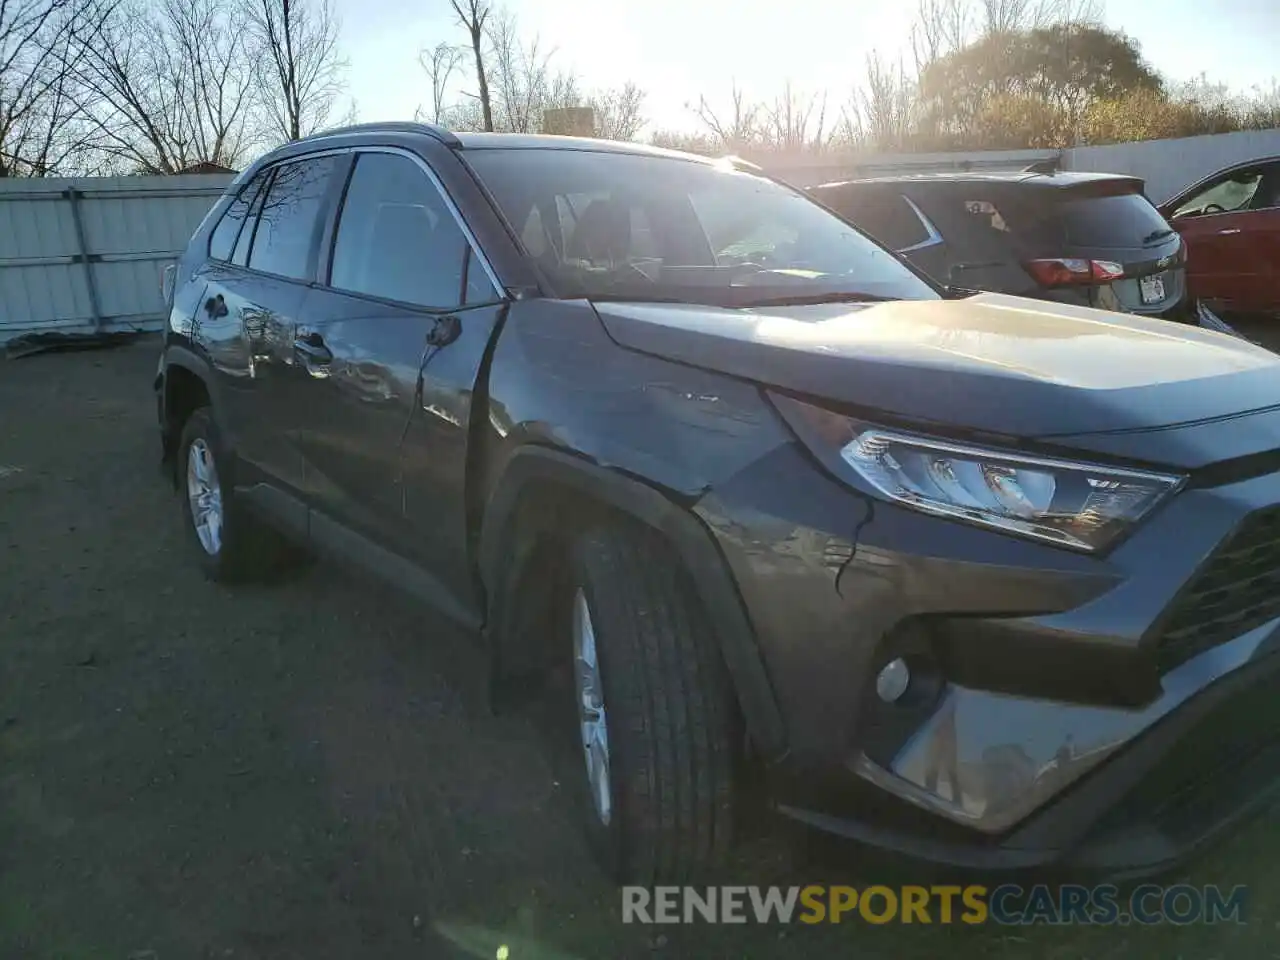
[737,291,894,307]
[1142,227,1175,244]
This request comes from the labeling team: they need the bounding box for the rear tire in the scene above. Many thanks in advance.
[565,524,737,884]
[176,408,295,582]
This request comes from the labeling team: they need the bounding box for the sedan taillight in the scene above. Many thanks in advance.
[1023,258,1125,287]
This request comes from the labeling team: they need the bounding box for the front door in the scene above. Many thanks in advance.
[295,150,506,616]
[1166,165,1272,312]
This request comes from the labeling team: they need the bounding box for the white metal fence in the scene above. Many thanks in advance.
[770,129,1280,201]
[0,174,234,343]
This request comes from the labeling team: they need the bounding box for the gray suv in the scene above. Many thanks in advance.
[157,123,1280,883]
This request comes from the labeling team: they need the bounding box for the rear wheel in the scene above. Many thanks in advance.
[177,408,295,582]
[565,525,737,884]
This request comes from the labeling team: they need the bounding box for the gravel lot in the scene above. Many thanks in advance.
[1,337,1277,959]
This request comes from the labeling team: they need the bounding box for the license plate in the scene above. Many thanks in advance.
[1140,274,1166,304]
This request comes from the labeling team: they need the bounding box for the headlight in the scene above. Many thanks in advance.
[771,395,1183,552]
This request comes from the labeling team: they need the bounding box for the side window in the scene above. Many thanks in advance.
[208,170,270,261]
[232,175,270,266]
[329,152,470,308]
[852,194,934,251]
[1251,163,1280,211]
[1172,171,1262,218]
[248,155,341,280]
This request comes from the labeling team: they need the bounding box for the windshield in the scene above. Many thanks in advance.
[464,148,938,306]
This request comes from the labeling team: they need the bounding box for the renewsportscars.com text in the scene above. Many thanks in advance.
[621,884,1248,926]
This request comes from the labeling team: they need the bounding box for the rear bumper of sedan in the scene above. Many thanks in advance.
[698,441,1280,877]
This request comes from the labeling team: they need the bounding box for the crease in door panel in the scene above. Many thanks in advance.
[398,331,446,515]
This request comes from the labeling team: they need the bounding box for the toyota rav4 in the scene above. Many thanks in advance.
[156,123,1280,884]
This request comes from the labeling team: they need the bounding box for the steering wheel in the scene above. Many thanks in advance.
[1201,203,1225,214]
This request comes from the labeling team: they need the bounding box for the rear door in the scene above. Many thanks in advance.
[296,148,507,615]
[200,153,346,500]
[1239,164,1280,313]
[193,164,310,492]
[907,191,1043,297]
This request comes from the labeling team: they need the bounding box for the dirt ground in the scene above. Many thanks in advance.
[2,337,1278,960]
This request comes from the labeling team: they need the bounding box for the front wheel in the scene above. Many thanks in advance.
[566,525,737,884]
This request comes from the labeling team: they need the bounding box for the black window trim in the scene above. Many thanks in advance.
[206,169,271,263]
[319,145,506,312]
[245,150,351,284]
[207,147,351,283]
[896,194,945,254]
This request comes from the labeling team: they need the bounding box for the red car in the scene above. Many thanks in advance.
[1160,157,1280,318]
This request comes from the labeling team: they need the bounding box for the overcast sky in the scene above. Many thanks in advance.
[335,0,1280,133]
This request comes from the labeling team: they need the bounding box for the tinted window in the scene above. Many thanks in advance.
[247,156,340,280]
[843,192,932,251]
[464,250,499,303]
[1059,193,1171,248]
[466,149,936,306]
[233,178,269,266]
[330,153,469,308]
[208,171,269,261]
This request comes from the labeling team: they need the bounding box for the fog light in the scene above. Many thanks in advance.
[875,658,911,703]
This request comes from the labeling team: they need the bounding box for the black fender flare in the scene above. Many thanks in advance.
[479,445,788,762]
[158,344,228,437]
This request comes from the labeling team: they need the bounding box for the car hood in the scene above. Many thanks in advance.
[593,292,1280,440]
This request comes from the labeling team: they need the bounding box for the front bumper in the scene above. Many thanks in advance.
[697,440,1280,873]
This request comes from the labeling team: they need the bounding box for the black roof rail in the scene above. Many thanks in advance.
[305,121,461,148]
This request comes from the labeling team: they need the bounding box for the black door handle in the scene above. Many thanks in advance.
[294,331,333,364]
[204,293,227,318]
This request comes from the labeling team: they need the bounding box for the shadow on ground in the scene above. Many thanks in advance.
[0,339,1276,959]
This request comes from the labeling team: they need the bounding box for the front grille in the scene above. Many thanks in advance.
[1092,668,1280,839]
[1155,505,1280,671]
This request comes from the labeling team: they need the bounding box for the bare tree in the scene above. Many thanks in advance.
[485,9,579,133]
[980,0,1100,35]
[589,80,644,140]
[854,52,917,150]
[691,82,760,151]
[416,40,462,124]
[70,0,260,173]
[247,0,346,142]
[449,0,492,131]
[910,0,970,73]
[762,80,830,151]
[0,0,115,175]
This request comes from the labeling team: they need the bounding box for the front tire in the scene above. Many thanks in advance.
[567,525,737,884]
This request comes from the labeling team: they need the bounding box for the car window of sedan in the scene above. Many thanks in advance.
[1172,171,1262,218]
[247,155,341,280]
[328,152,494,309]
